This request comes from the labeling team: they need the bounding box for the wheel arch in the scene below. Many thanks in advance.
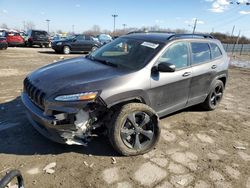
[104,90,151,109]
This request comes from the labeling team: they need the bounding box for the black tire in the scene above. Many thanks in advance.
[108,103,160,156]
[202,80,224,111]
[63,46,70,54]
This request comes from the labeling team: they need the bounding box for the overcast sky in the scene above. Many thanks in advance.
[0,0,250,36]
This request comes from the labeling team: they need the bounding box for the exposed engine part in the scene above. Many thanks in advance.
[75,109,89,133]
[59,109,102,146]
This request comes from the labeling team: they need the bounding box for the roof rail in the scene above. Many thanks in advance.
[126,30,176,35]
[167,34,215,40]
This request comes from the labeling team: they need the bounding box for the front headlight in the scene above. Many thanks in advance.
[56,42,62,45]
[55,92,98,101]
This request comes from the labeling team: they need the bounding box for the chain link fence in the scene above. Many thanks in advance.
[223,43,250,55]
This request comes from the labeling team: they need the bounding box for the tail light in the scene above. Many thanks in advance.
[28,37,33,42]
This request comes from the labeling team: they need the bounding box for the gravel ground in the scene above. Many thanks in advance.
[0,47,249,188]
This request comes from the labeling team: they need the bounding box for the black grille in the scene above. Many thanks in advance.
[24,78,45,110]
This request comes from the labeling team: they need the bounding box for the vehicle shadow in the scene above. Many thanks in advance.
[0,96,117,157]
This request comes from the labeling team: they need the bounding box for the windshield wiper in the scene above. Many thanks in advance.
[86,55,118,67]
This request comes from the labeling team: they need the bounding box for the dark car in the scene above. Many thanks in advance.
[26,30,50,47]
[0,30,8,49]
[97,34,112,45]
[22,33,229,156]
[0,37,8,49]
[51,34,101,54]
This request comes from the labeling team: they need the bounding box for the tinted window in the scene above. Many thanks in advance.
[159,42,189,69]
[85,35,90,40]
[33,31,48,36]
[76,35,85,41]
[210,43,222,59]
[191,43,211,65]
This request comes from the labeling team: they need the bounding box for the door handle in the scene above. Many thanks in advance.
[182,72,191,77]
[211,65,217,69]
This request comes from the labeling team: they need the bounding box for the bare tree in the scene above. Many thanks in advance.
[0,23,8,29]
[84,25,102,36]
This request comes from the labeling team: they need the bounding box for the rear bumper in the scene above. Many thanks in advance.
[8,42,24,46]
[30,41,50,45]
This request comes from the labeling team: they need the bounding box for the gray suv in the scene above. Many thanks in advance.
[22,33,229,156]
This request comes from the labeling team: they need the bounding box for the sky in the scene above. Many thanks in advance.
[0,0,250,37]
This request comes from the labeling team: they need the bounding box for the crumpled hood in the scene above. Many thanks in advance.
[28,56,130,95]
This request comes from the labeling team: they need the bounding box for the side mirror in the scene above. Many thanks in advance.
[72,38,77,42]
[157,62,176,72]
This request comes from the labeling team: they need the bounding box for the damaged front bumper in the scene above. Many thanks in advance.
[21,92,102,145]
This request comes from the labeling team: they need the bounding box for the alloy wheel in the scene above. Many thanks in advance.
[120,111,155,150]
[210,84,223,107]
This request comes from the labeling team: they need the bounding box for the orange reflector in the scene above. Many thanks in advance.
[79,93,97,100]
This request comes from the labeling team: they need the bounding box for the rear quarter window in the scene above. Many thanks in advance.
[191,42,211,65]
[210,43,222,59]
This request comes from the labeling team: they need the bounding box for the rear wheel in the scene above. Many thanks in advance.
[202,80,224,110]
[108,103,160,156]
[63,46,70,54]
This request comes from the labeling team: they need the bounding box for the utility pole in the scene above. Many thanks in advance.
[112,14,118,33]
[192,18,197,34]
[226,25,235,51]
[72,25,75,34]
[122,24,127,31]
[45,19,50,33]
[236,30,241,45]
[232,29,241,55]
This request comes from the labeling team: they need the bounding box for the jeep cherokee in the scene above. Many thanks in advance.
[22,33,229,156]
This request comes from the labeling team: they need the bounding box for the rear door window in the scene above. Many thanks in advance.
[85,35,91,40]
[191,43,211,65]
[76,35,85,41]
[210,43,222,59]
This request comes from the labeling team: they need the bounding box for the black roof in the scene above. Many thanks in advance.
[124,32,214,43]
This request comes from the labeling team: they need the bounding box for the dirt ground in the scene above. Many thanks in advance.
[0,47,249,188]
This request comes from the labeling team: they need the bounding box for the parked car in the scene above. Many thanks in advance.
[5,30,25,46]
[51,34,101,54]
[0,37,8,49]
[26,30,50,47]
[0,30,8,49]
[97,34,112,45]
[22,33,229,156]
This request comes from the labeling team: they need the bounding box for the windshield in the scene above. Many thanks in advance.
[89,37,163,70]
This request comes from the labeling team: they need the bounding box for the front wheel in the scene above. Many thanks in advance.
[108,103,160,156]
[63,46,70,54]
[202,80,224,110]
